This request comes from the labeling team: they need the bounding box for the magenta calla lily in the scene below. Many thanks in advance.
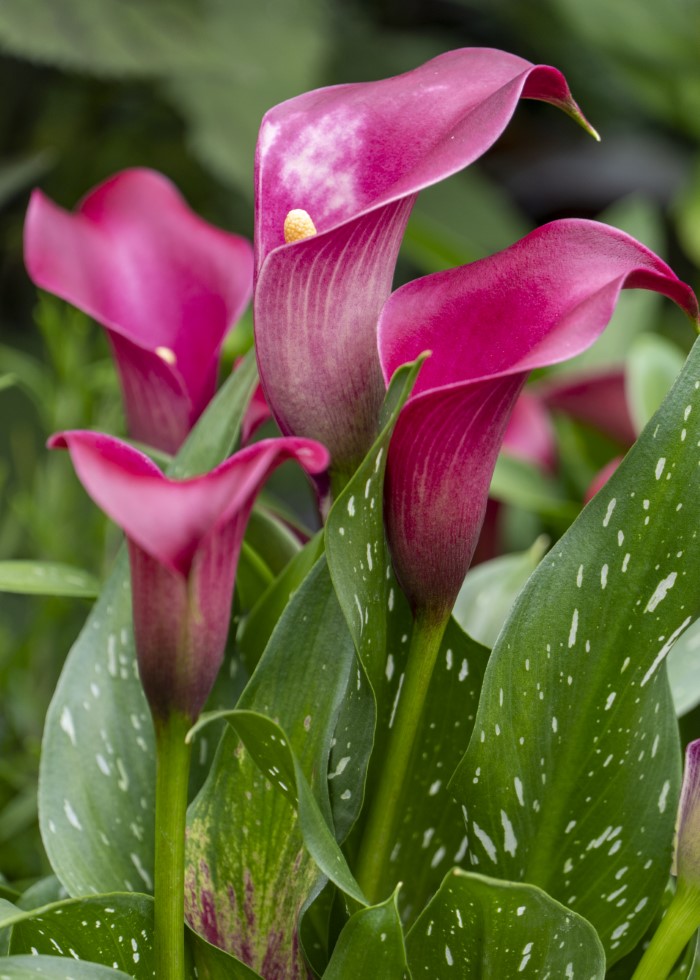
[48,431,329,721]
[254,48,597,476]
[378,219,699,618]
[26,169,254,454]
[675,739,700,887]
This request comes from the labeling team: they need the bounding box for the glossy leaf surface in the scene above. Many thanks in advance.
[188,708,366,904]
[5,893,156,976]
[323,891,409,980]
[405,870,606,978]
[185,559,357,975]
[453,336,700,962]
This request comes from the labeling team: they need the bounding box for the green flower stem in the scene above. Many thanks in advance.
[355,607,450,904]
[154,710,192,980]
[632,878,700,980]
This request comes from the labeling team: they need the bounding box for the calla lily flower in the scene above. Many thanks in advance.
[378,219,698,619]
[254,48,597,479]
[675,739,700,887]
[27,169,254,454]
[47,431,329,721]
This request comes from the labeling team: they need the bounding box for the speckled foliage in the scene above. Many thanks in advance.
[454,336,700,963]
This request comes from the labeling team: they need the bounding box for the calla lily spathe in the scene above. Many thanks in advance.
[378,219,699,619]
[48,431,329,721]
[254,48,597,477]
[26,169,254,454]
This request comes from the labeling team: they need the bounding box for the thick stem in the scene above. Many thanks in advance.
[355,607,449,903]
[154,711,192,980]
[632,878,700,980]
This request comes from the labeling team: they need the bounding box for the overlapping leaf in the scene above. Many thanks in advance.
[453,336,700,962]
[405,870,606,978]
[324,890,409,979]
[184,558,357,975]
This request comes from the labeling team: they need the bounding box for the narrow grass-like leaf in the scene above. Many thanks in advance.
[39,354,259,897]
[405,870,606,978]
[188,709,366,905]
[185,559,357,975]
[323,889,409,979]
[237,532,324,672]
[0,561,99,597]
[453,336,700,962]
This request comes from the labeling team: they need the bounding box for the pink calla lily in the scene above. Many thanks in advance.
[378,219,699,619]
[48,431,329,720]
[254,48,597,477]
[27,169,254,454]
[675,739,700,886]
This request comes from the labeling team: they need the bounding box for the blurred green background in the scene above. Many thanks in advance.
[1,0,699,886]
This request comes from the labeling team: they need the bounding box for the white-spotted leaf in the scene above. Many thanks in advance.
[405,870,606,978]
[453,335,700,962]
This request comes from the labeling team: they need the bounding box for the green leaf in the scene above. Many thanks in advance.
[452,536,549,649]
[0,957,133,978]
[326,355,425,695]
[188,709,366,905]
[4,893,156,976]
[188,925,263,980]
[327,356,491,919]
[237,532,324,672]
[323,889,409,979]
[38,551,155,896]
[0,891,257,978]
[167,348,257,479]
[244,506,301,577]
[626,333,686,435]
[405,869,606,978]
[363,609,490,922]
[452,335,700,962]
[666,617,700,716]
[38,354,259,897]
[185,558,357,975]
[234,540,275,611]
[0,561,99,597]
